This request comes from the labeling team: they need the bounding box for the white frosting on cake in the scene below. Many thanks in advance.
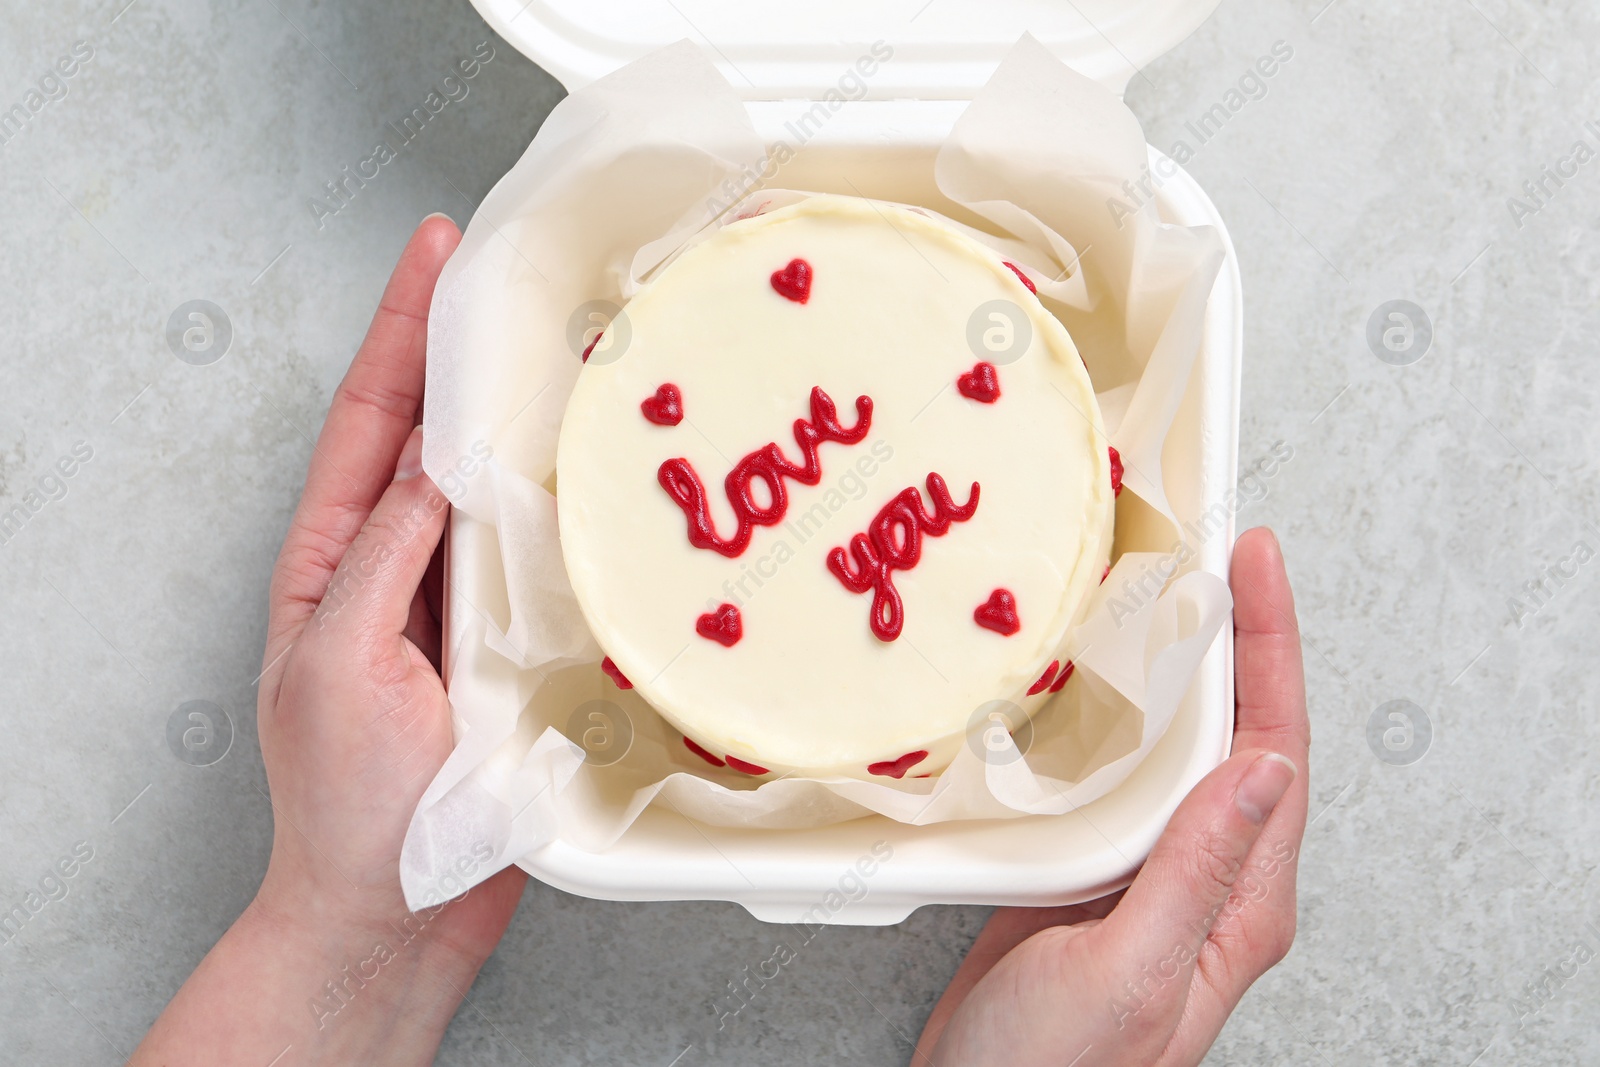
[557,195,1112,780]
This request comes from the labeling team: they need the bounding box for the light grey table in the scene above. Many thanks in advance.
[2,0,1595,1063]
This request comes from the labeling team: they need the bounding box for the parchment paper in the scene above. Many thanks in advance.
[402,35,1229,910]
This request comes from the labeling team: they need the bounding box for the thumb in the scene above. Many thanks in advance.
[311,427,449,642]
[1094,749,1298,998]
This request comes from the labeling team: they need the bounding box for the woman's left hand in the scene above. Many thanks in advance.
[131,216,526,1066]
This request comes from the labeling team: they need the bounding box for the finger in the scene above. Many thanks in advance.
[1156,830,1302,1065]
[1207,525,1310,982]
[268,216,460,644]
[964,897,1122,973]
[1139,528,1309,1054]
[935,897,1124,1009]
[1224,526,1309,960]
[309,428,450,648]
[1231,527,1310,760]
[915,900,1116,1058]
[1092,747,1297,1018]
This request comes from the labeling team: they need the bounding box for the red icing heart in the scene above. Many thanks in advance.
[1048,659,1075,694]
[1027,660,1059,696]
[1109,445,1123,497]
[600,656,632,689]
[868,750,928,779]
[725,754,769,776]
[640,383,684,426]
[770,258,813,304]
[974,588,1020,636]
[957,361,1001,403]
[1003,261,1037,294]
[696,603,743,646]
[683,736,725,767]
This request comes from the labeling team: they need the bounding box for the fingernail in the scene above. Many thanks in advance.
[1235,753,1297,825]
[421,211,454,225]
[395,427,424,480]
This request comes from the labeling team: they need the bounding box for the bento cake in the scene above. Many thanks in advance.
[557,194,1113,781]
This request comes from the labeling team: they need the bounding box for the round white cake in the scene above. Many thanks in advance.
[557,195,1113,780]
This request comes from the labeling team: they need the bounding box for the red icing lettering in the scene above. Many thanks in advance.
[1109,445,1123,497]
[868,750,928,779]
[974,589,1021,636]
[696,603,743,646]
[658,387,872,557]
[1027,660,1059,696]
[957,361,1000,403]
[827,473,980,642]
[683,736,725,767]
[1003,261,1037,294]
[600,656,632,689]
[725,755,769,776]
[581,330,603,363]
[641,383,683,426]
[1048,659,1075,694]
[770,258,813,303]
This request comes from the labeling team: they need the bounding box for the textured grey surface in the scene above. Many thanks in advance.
[1,0,1597,1063]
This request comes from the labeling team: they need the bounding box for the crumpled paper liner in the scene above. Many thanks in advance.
[402,35,1228,910]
